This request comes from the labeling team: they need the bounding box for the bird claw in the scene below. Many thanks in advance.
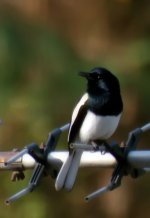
[91,141,107,154]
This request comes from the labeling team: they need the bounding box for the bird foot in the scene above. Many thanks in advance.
[91,140,107,154]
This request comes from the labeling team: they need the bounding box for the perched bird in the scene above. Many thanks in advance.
[55,67,123,191]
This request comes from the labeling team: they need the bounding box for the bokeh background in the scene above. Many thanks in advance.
[0,0,149,217]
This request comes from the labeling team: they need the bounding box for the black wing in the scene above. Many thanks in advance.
[68,103,88,144]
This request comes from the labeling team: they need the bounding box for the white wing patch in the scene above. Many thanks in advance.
[68,93,88,141]
[71,93,88,124]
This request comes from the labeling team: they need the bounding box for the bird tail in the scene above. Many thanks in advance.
[55,151,74,191]
[64,149,83,191]
[55,149,83,191]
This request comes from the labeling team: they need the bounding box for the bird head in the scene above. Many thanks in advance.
[79,67,121,95]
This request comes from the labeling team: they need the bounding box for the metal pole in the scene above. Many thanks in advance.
[1,150,150,170]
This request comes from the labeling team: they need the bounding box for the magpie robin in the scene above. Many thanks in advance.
[55,67,123,191]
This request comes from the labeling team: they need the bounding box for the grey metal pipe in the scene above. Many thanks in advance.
[1,150,150,170]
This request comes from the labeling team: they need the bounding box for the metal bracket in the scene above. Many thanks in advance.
[85,123,150,201]
[5,123,70,204]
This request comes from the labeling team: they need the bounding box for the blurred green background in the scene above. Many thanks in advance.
[0,0,149,217]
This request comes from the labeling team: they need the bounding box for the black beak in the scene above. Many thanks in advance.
[78,72,90,79]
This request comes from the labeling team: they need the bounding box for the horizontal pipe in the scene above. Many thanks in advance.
[0,152,35,170]
[44,150,150,169]
[1,150,150,170]
[128,150,150,168]
[47,151,116,168]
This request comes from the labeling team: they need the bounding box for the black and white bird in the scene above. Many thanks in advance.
[55,67,123,191]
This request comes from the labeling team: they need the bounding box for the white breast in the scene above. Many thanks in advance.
[79,111,121,143]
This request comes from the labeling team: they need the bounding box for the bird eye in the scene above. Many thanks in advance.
[91,72,102,80]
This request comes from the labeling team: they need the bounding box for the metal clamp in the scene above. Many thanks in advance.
[85,123,150,201]
[5,123,70,204]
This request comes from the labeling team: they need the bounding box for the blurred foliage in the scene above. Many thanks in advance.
[0,0,149,218]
